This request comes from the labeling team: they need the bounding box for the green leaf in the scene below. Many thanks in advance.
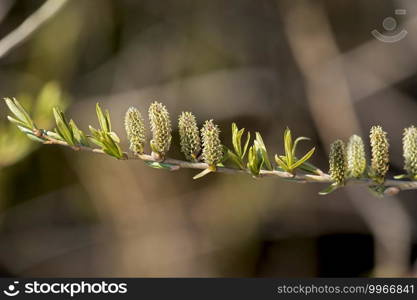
[298,161,321,175]
[69,120,89,146]
[45,130,63,141]
[229,123,251,168]
[88,136,103,148]
[90,105,123,158]
[16,125,34,135]
[145,161,176,170]
[275,154,289,172]
[319,183,339,195]
[254,132,272,170]
[284,127,293,166]
[231,123,240,156]
[289,147,315,170]
[26,134,44,143]
[16,126,44,143]
[4,97,35,128]
[109,131,120,143]
[292,136,310,157]
[393,174,408,180]
[247,146,256,175]
[247,145,262,176]
[88,126,124,159]
[276,128,316,174]
[242,131,251,158]
[226,148,244,169]
[193,167,214,179]
[7,115,31,129]
[101,132,124,159]
[105,109,112,131]
[53,107,75,146]
[96,103,110,132]
[88,125,100,138]
[368,185,386,197]
[278,155,288,164]
[150,140,159,153]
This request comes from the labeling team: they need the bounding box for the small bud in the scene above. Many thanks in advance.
[125,107,146,155]
[346,134,366,178]
[201,119,223,166]
[178,112,201,161]
[329,139,347,185]
[149,101,172,158]
[369,125,389,183]
[403,126,417,177]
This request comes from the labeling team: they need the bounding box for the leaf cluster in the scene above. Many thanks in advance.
[274,128,315,174]
[88,104,124,159]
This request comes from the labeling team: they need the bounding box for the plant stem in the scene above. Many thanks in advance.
[39,130,416,196]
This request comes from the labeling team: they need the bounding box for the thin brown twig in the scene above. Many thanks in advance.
[37,129,417,195]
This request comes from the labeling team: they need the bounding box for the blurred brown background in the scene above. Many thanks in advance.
[1,0,417,277]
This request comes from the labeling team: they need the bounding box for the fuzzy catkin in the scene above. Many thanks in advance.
[125,107,146,155]
[403,126,417,177]
[178,112,201,161]
[201,119,223,166]
[370,125,389,183]
[148,101,172,157]
[329,139,347,185]
[346,135,366,178]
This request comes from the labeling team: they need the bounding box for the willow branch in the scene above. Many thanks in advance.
[35,130,417,195]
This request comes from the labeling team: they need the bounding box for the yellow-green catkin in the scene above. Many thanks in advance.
[178,112,201,161]
[329,139,347,185]
[201,119,223,166]
[125,107,146,155]
[148,101,172,158]
[369,125,389,183]
[346,134,366,178]
[403,126,417,178]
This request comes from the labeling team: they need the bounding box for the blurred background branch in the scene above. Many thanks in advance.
[0,0,69,59]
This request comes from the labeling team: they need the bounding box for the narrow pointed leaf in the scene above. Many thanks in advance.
[275,154,289,171]
[69,120,89,146]
[96,103,109,132]
[45,130,63,141]
[231,123,240,156]
[319,183,339,195]
[242,132,251,158]
[53,108,75,146]
[255,132,272,170]
[289,147,315,170]
[4,97,35,128]
[101,132,123,159]
[88,125,100,138]
[193,168,214,179]
[299,161,321,175]
[17,126,44,143]
[105,109,112,131]
[284,128,293,166]
[88,136,103,148]
[292,136,310,157]
[145,161,177,170]
[226,149,244,169]
[7,115,30,128]
[109,131,120,143]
